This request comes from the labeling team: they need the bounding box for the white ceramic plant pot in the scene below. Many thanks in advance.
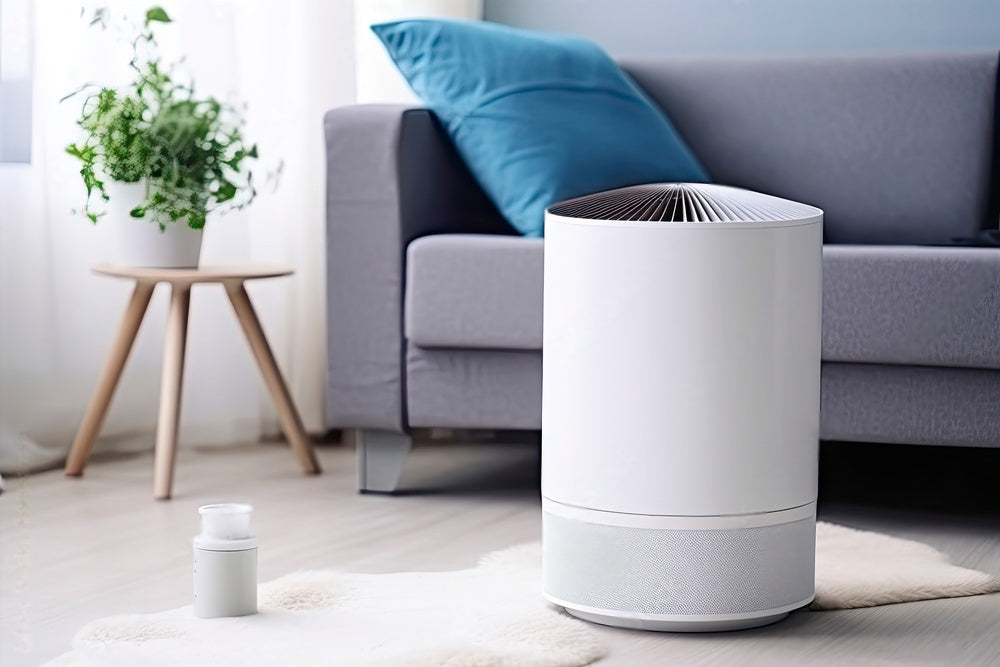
[106,181,204,268]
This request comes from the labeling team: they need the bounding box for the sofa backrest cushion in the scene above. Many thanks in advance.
[398,109,516,240]
[622,52,999,244]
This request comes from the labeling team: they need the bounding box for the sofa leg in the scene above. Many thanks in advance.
[356,429,413,493]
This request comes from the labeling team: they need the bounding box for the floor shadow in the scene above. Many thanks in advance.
[376,433,1000,517]
[382,434,541,498]
[818,441,1000,518]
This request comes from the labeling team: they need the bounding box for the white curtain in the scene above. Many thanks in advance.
[0,0,355,473]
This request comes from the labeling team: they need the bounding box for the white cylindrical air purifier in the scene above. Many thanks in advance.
[193,503,258,618]
[542,183,823,632]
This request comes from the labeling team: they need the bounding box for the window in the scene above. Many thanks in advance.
[0,0,32,163]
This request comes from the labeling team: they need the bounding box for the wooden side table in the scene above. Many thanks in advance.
[65,265,320,499]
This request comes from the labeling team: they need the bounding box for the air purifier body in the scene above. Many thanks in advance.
[542,183,823,631]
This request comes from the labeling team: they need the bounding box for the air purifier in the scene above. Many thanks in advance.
[542,183,823,632]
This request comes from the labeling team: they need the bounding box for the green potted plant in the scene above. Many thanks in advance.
[65,6,259,268]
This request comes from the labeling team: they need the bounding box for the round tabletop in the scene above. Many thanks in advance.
[94,264,293,284]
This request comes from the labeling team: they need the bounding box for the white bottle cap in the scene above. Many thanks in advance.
[195,504,257,550]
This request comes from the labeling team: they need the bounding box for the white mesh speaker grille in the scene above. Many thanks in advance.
[547,183,819,223]
[543,512,815,615]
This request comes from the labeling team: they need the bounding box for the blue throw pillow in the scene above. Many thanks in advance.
[372,19,709,237]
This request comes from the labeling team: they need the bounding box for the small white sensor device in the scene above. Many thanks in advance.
[193,503,258,618]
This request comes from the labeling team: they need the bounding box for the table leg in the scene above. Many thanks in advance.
[153,285,191,500]
[65,282,155,476]
[225,281,320,475]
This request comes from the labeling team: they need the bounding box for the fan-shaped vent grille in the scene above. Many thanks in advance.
[548,183,816,223]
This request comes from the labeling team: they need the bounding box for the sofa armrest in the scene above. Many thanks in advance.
[324,105,512,431]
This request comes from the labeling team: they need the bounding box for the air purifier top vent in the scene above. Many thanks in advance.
[548,183,821,223]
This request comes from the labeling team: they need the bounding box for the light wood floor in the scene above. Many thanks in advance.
[1,436,998,666]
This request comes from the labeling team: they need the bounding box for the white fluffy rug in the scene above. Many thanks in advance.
[49,523,1000,666]
[49,544,603,667]
[812,522,1000,609]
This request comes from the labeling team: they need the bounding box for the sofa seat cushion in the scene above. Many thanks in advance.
[407,236,1000,368]
[406,234,544,350]
[823,245,1000,369]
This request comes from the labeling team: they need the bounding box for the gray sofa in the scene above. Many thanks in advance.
[325,51,1000,493]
